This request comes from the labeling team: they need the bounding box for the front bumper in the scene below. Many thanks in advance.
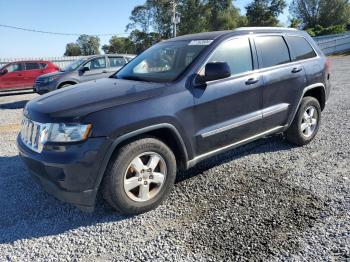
[17,135,111,211]
[33,80,57,94]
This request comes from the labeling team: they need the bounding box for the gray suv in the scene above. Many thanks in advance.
[18,28,331,215]
[33,54,134,94]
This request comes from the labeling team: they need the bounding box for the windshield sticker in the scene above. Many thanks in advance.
[188,40,213,46]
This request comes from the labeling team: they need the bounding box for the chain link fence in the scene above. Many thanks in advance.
[1,32,350,67]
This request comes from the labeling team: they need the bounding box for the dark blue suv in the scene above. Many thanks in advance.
[17,27,331,214]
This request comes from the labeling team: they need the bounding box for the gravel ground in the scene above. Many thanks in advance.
[0,57,349,261]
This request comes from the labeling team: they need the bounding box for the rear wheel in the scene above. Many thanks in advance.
[285,96,321,145]
[102,137,176,215]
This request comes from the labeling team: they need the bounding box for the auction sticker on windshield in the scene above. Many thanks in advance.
[188,40,213,45]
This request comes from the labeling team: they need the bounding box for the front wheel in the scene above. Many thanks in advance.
[285,96,321,146]
[58,83,73,89]
[102,137,177,215]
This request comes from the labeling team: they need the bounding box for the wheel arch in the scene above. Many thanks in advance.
[303,84,326,111]
[57,80,78,89]
[287,83,326,127]
[94,124,189,191]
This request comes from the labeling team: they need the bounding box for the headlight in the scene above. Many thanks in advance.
[21,117,92,153]
[44,75,60,83]
[48,123,92,142]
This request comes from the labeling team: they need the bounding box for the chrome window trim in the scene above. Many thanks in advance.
[194,33,321,86]
[252,34,321,71]
[195,35,256,83]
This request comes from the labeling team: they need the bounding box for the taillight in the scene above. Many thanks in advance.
[325,59,331,80]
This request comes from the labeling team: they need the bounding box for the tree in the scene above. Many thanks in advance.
[127,0,245,38]
[64,43,81,56]
[129,29,162,54]
[102,36,136,54]
[76,35,101,55]
[290,0,350,29]
[126,0,172,39]
[290,18,302,28]
[204,0,244,31]
[246,0,286,26]
[177,0,207,34]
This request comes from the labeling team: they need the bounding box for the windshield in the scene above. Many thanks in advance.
[63,58,88,71]
[0,64,7,71]
[115,40,211,83]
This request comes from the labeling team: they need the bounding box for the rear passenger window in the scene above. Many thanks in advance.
[285,36,317,61]
[255,36,290,68]
[109,57,126,67]
[25,63,40,70]
[208,38,253,75]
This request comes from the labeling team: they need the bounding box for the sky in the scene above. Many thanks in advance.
[0,0,291,58]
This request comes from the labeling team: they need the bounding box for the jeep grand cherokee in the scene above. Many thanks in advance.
[17,27,331,215]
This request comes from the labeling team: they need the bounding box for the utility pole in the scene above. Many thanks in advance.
[171,0,179,38]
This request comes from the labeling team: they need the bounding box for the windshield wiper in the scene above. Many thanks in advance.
[120,76,151,82]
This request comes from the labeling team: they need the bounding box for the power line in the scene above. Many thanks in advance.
[0,24,129,37]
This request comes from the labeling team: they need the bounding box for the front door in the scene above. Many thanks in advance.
[193,37,263,155]
[79,57,108,82]
[0,62,26,89]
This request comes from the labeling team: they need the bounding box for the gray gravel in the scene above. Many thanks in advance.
[0,57,349,261]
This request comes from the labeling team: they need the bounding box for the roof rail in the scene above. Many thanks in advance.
[234,27,298,32]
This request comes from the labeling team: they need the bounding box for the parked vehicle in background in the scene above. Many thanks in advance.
[0,61,59,91]
[33,54,135,94]
[18,28,331,215]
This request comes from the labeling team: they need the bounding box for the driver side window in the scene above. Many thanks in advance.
[206,38,253,76]
[84,57,106,70]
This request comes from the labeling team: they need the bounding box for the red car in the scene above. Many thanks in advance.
[0,61,59,91]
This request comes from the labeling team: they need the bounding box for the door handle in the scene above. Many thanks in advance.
[245,78,259,85]
[292,67,303,73]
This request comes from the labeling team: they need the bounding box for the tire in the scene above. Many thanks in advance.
[102,137,177,215]
[59,83,73,89]
[285,96,321,146]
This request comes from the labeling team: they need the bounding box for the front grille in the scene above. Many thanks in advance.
[20,117,49,153]
[34,79,45,87]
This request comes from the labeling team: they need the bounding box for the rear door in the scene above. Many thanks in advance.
[79,57,108,82]
[107,56,127,73]
[193,36,264,155]
[254,35,307,130]
[24,62,42,86]
[284,35,320,84]
[0,62,26,89]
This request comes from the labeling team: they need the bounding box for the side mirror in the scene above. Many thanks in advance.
[0,69,8,75]
[204,62,231,82]
[81,66,90,73]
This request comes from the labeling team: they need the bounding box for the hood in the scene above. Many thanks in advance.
[38,71,67,79]
[25,78,165,122]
